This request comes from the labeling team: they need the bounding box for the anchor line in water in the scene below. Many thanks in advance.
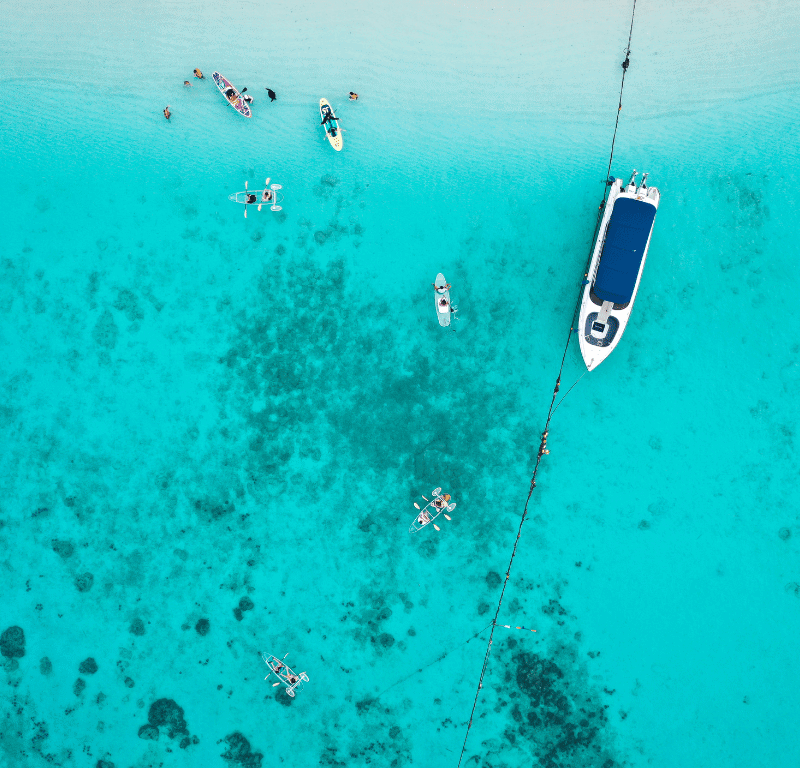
[374,622,495,701]
[455,2,638,765]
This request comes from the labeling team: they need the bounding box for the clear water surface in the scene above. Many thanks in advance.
[1,1,799,767]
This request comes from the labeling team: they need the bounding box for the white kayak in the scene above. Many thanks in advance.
[434,273,452,327]
[409,487,457,533]
[228,179,283,217]
[320,98,343,151]
[261,652,308,698]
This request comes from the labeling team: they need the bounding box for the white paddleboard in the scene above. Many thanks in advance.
[434,273,451,327]
[320,98,343,151]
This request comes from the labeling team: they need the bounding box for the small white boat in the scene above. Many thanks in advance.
[228,179,283,218]
[433,273,453,327]
[319,99,342,151]
[577,170,660,370]
[409,487,457,533]
[261,652,308,698]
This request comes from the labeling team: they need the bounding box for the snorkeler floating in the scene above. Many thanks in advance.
[409,488,456,533]
[266,88,277,101]
[163,105,171,119]
[193,68,204,79]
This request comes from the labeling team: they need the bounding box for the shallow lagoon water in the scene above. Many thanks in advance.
[2,1,800,766]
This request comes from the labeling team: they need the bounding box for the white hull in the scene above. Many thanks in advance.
[320,98,342,151]
[228,184,283,212]
[434,272,451,327]
[577,177,660,371]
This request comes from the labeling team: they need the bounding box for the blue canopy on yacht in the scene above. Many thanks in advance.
[593,197,657,304]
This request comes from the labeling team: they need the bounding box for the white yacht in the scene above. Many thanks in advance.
[577,170,660,371]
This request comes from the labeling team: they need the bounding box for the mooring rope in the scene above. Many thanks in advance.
[455,2,638,764]
[375,622,494,700]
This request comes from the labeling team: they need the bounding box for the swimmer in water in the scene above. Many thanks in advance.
[163,105,171,119]
[349,92,358,100]
[193,68,204,78]
[266,88,276,101]
[184,80,191,87]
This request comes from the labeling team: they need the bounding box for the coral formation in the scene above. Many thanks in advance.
[0,626,25,658]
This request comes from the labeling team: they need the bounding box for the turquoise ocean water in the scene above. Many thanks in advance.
[2,1,800,766]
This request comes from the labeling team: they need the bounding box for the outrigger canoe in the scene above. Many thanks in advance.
[261,652,308,698]
[319,98,342,151]
[212,72,252,117]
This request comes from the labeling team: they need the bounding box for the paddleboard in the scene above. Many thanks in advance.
[319,98,343,151]
[434,273,451,327]
[212,72,252,118]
